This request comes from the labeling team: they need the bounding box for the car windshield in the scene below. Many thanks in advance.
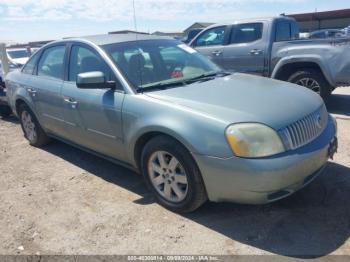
[7,50,30,59]
[102,39,222,91]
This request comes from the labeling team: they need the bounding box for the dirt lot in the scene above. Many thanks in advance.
[0,88,349,258]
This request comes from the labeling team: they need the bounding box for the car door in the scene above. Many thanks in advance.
[222,23,266,75]
[28,45,66,134]
[61,44,125,160]
[191,26,228,68]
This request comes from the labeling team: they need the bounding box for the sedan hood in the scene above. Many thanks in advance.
[145,73,324,130]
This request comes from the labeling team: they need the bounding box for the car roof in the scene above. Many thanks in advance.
[58,33,173,46]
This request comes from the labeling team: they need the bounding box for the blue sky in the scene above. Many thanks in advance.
[0,0,349,43]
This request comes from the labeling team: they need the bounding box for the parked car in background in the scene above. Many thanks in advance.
[5,34,337,212]
[0,47,36,116]
[6,48,30,67]
[182,28,203,44]
[190,16,350,100]
[309,29,345,39]
[1,52,26,117]
[0,61,14,117]
[0,87,11,117]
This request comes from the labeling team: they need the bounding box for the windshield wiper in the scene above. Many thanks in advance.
[137,80,185,93]
[136,71,231,93]
[184,71,231,84]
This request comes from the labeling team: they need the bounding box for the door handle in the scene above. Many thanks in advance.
[27,88,37,93]
[64,97,77,104]
[211,50,222,56]
[64,97,78,108]
[27,88,37,97]
[249,49,263,55]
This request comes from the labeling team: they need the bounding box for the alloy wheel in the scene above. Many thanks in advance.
[296,77,321,94]
[21,111,37,142]
[147,151,188,202]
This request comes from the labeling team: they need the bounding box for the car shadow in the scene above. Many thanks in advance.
[41,140,350,258]
[186,161,350,258]
[0,114,19,124]
[326,91,350,117]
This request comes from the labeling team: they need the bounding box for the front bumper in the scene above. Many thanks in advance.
[193,117,337,204]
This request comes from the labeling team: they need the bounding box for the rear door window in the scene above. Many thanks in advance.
[275,21,291,42]
[37,45,65,80]
[230,23,263,44]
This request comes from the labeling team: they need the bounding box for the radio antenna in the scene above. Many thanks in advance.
[132,0,138,33]
[132,0,143,89]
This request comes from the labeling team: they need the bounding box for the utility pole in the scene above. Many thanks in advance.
[0,43,9,76]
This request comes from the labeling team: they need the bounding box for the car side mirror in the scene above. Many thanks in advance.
[76,71,115,89]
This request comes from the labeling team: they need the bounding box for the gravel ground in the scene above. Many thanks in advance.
[0,88,349,258]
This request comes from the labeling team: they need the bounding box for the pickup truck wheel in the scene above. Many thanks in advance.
[0,105,12,118]
[18,104,50,147]
[141,135,207,213]
[287,69,331,100]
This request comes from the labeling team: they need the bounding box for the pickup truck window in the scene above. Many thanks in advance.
[275,20,299,42]
[193,26,226,47]
[230,23,263,44]
[275,21,291,42]
[291,22,299,39]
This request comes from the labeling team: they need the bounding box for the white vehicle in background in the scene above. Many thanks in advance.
[6,48,30,67]
[0,48,30,117]
[299,32,310,39]
[344,26,350,36]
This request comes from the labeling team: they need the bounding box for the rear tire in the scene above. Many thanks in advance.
[287,69,331,100]
[141,135,207,213]
[18,103,50,147]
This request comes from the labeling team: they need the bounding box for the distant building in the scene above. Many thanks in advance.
[7,40,53,49]
[152,31,184,38]
[108,30,149,35]
[183,22,214,35]
[288,8,350,32]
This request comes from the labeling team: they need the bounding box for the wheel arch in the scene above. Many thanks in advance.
[15,97,33,116]
[272,59,334,87]
[133,130,195,170]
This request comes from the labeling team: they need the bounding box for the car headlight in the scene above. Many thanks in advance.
[225,123,285,158]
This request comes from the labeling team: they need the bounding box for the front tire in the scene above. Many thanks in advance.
[287,69,331,100]
[18,103,50,147]
[141,135,207,213]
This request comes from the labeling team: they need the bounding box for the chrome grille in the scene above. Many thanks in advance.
[278,105,328,150]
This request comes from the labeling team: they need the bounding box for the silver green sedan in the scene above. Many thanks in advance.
[5,34,338,212]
